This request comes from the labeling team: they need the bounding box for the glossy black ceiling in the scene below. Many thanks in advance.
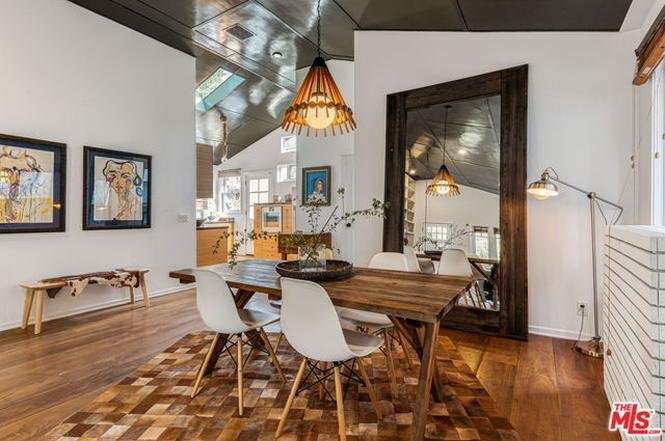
[406,95,500,195]
[67,0,634,158]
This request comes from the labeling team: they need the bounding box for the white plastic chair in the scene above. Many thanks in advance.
[336,252,414,382]
[190,269,285,415]
[403,245,423,273]
[438,249,486,308]
[276,278,383,440]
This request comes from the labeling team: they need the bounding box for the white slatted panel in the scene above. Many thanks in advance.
[604,226,665,439]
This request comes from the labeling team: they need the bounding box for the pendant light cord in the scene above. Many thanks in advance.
[316,0,322,57]
[442,105,450,159]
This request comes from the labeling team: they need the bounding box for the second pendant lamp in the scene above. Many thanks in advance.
[281,0,355,136]
[426,105,460,197]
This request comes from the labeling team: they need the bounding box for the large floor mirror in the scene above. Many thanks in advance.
[383,65,528,339]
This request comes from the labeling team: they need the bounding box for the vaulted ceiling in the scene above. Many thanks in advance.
[68,0,634,159]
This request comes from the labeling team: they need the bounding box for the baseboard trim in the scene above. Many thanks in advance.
[529,324,594,341]
[0,283,195,333]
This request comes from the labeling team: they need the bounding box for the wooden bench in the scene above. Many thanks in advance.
[20,267,150,335]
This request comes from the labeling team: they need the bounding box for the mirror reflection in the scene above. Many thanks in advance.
[403,95,501,311]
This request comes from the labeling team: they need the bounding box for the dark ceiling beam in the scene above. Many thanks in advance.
[453,0,469,31]
[331,0,361,29]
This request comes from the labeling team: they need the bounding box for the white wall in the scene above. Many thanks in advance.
[0,0,196,330]
[296,60,355,260]
[216,128,296,235]
[353,31,640,339]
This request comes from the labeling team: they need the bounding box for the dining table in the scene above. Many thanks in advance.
[169,259,472,441]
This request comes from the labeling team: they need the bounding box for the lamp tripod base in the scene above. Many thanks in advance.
[573,336,604,359]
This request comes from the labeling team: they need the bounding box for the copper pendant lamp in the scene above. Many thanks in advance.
[281,0,355,136]
[426,105,460,196]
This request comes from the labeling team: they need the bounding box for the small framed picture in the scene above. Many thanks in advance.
[302,166,331,206]
[83,146,151,230]
[262,206,282,232]
[0,134,67,233]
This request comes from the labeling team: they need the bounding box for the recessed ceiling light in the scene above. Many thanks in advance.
[409,168,417,174]
[272,51,283,58]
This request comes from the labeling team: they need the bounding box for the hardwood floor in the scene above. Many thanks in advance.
[0,289,617,441]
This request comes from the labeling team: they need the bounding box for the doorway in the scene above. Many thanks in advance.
[244,171,272,255]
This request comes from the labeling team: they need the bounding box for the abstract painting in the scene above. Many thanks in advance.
[0,134,66,233]
[302,165,331,206]
[83,146,151,230]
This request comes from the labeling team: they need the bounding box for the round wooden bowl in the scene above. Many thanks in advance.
[275,260,353,282]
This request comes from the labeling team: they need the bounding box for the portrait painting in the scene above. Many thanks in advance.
[0,134,66,233]
[83,146,151,230]
[302,166,331,206]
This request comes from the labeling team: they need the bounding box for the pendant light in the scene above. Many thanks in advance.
[426,105,460,196]
[281,0,355,136]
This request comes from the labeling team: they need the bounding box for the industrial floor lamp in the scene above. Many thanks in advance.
[527,167,623,358]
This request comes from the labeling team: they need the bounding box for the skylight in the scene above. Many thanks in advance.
[195,68,245,112]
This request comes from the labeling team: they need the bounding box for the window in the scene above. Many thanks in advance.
[494,227,501,258]
[281,135,296,153]
[217,170,241,214]
[196,68,245,112]
[276,164,296,183]
[425,223,450,250]
[472,226,490,258]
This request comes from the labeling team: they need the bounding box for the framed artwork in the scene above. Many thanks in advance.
[83,146,151,230]
[261,206,282,232]
[302,166,331,206]
[0,134,66,233]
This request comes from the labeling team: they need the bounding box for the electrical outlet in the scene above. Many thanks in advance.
[576,302,588,316]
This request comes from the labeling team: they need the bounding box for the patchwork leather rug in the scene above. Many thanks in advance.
[46,331,519,440]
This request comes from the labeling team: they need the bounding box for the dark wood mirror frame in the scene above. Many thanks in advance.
[383,65,528,340]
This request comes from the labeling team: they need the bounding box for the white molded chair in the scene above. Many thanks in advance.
[190,269,285,415]
[276,278,383,440]
[437,249,486,308]
[336,252,414,382]
[403,245,422,273]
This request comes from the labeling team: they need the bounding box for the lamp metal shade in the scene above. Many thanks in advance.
[527,176,559,200]
[282,57,355,136]
[425,164,460,197]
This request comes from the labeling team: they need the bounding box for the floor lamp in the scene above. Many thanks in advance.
[527,167,623,358]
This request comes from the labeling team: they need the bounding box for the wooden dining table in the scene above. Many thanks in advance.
[169,259,472,441]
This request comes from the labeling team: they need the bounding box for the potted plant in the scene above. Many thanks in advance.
[213,188,388,280]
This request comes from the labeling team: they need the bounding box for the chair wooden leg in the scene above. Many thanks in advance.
[276,357,307,438]
[319,361,329,399]
[356,358,382,419]
[237,333,244,416]
[259,328,286,382]
[34,290,45,335]
[395,329,414,369]
[21,288,35,330]
[191,333,219,398]
[383,329,396,385]
[333,365,347,441]
[274,332,284,353]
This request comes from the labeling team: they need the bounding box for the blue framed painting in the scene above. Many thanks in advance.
[0,134,67,233]
[302,165,331,206]
[83,146,151,230]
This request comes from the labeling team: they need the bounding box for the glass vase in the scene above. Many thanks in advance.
[298,244,327,273]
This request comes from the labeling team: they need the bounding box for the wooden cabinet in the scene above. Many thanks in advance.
[196,227,228,266]
[253,203,294,259]
[196,143,213,199]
